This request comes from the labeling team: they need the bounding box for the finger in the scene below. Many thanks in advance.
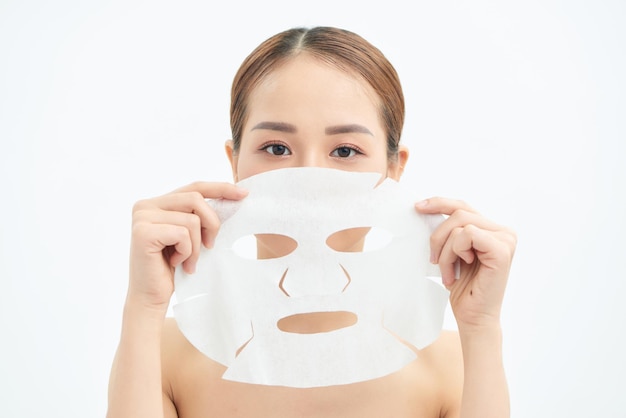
[155,210,203,270]
[450,225,479,266]
[137,222,194,272]
[443,225,513,279]
[168,230,194,274]
[428,210,503,264]
[173,181,249,200]
[134,210,202,271]
[438,227,464,286]
[463,226,515,271]
[415,197,479,216]
[149,192,222,248]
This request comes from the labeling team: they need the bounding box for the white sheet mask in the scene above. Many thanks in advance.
[174,167,449,388]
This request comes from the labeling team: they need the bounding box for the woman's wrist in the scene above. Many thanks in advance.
[457,319,502,340]
[458,321,503,354]
[124,288,170,317]
[122,294,169,334]
[458,323,504,370]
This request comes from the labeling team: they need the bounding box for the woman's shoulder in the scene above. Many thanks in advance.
[421,329,463,376]
[161,317,210,363]
[430,329,462,355]
[161,317,228,391]
[162,317,186,352]
[418,329,464,414]
[160,317,207,378]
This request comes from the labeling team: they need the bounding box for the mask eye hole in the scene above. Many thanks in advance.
[232,234,298,260]
[326,227,393,253]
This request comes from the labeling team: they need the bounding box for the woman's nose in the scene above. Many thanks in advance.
[278,262,351,297]
[294,152,328,168]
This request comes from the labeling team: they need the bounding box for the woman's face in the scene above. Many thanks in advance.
[227,54,406,182]
[226,54,408,257]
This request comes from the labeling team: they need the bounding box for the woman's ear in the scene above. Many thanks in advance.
[224,140,239,182]
[387,145,409,181]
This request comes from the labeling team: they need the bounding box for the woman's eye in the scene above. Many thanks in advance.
[332,146,359,158]
[262,144,291,156]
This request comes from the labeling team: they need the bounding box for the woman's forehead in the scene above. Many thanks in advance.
[246,56,382,127]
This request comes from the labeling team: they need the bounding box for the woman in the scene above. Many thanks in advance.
[107,26,516,418]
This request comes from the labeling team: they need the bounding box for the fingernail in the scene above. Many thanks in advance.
[415,200,428,208]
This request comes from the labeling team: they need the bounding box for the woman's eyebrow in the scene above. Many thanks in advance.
[251,121,297,133]
[325,124,373,136]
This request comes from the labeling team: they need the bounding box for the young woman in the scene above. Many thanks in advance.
[107,26,516,418]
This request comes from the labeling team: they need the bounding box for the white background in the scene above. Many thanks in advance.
[1,0,624,416]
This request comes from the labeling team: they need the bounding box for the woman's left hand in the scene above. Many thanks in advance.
[415,197,517,333]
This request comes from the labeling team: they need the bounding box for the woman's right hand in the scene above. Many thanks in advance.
[126,182,249,314]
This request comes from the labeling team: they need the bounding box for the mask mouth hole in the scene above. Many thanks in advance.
[277,311,358,334]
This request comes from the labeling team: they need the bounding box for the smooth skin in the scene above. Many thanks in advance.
[107,54,516,418]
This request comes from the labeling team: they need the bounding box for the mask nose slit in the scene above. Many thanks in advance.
[340,264,351,292]
[278,268,290,296]
[235,322,254,357]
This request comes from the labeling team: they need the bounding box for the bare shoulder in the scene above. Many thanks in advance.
[418,330,464,416]
[425,329,463,360]
[158,321,464,417]
[160,317,226,389]
[161,317,207,372]
[159,318,187,417]
[160,318,203,394]
[162,317,187,353]
[161,318,182,395]
[433,329,463,380]
[161,317,188,369]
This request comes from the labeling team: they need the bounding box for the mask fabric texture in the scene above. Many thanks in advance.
[174,167,449,388]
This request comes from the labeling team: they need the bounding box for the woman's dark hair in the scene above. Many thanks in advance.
[230,26,405,160]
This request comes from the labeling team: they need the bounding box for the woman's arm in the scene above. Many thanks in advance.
[458,325,509,418]
[416,197,516,418]
[106,182,248,418]
[107,302,173,418]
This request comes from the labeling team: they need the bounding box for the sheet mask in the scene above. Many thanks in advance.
[174,167,449,388]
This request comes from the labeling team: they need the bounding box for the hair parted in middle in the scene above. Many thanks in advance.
[229,26,405,161]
